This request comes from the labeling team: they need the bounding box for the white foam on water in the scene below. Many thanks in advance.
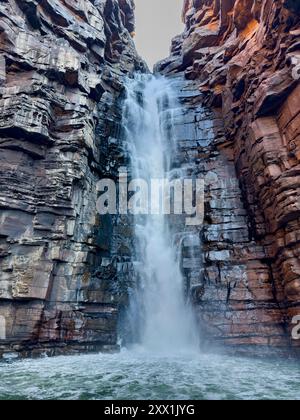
[0,351,299,400]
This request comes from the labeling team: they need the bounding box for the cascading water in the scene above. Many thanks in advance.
[121,74,198,353]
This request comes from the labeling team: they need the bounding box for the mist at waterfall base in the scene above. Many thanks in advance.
[1,76,299,401]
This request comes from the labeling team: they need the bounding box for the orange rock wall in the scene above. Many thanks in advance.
[156,0,300,355]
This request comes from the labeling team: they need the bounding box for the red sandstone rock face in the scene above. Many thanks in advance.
[156,0,300,356]
[0,0,145,358]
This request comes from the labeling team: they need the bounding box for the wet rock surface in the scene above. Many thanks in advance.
[156,0,300,356]
[0,0,146,358]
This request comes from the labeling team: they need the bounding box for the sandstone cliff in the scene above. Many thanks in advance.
[0,0,146,358]
[1,0,299,359]
[156,0,300,356]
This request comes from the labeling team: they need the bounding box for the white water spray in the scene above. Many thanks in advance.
[122,74,198,353]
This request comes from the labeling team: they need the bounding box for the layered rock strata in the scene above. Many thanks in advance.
[156,0,300,356]
[0,0,145,358]
[1,0,299,359]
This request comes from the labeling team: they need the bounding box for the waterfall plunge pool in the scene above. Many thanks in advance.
[0,349,299,400]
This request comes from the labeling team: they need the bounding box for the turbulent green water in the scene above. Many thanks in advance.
[0,349,299,400]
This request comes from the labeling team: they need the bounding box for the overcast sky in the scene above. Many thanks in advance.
[134,0,184,70]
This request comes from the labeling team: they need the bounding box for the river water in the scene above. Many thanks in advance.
[0,349,299,400]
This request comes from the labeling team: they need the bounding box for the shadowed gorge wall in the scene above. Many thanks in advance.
[156,0,300,356]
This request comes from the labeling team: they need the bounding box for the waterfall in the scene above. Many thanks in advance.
[121,74,198,353]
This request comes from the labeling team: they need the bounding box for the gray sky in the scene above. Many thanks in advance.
[134,0,184,70]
